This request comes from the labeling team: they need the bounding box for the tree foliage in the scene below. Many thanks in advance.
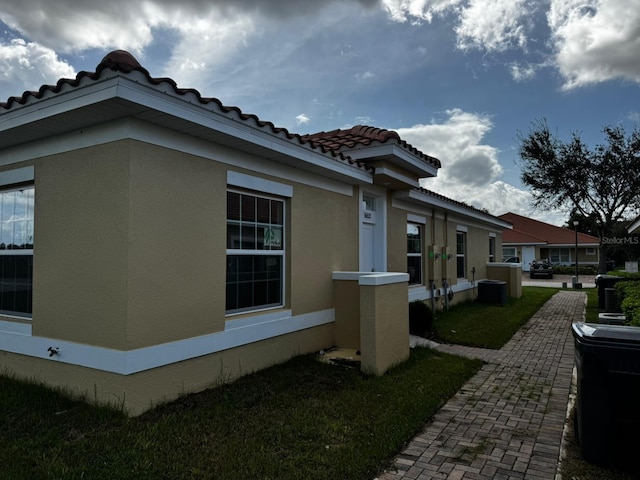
[519,120,640,270]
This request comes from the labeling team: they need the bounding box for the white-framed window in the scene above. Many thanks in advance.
[407,223,423,285]
[226,190,284,314]
[456,231,466,278]
[550,248,570,264]
[0,185,34,317]
[586,247,596,256]
[489,236,496,262]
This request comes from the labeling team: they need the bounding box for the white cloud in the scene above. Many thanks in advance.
[396,108,502,189]
[296,113,310,125]
[392,109,569,222]
[455,0,533,52]
[380,0,462,23]
[510,62,537,81]
[0,39,75,94]
[548,0,640,89]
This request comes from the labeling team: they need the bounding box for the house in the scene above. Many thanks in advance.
[499,212,600,270]
[0,50,512,415]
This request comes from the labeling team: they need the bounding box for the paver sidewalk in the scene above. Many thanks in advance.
[377,290,585,480]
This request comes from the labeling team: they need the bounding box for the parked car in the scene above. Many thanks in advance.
[529,259,553,279]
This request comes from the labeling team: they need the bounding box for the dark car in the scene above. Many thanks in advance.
[529,259,553,279]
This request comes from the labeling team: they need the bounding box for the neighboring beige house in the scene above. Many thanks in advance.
[0,50,512,415]
[499,212,600,271]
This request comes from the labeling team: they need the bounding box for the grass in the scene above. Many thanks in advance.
[432,286,559,349]
[0,348,482,480]
[585,286,599,323]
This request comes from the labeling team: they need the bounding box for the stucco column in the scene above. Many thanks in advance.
[359,273,409,375]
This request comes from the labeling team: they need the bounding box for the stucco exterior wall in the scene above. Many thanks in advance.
[359,278,409,375]
[289,182,358,315]
[33,142,131,348]
[126,142,227,347]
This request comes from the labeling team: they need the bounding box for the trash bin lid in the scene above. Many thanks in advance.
[572,322,640,346]
[478,280,506,285]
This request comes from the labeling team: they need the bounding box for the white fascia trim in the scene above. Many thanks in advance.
[408,213,427,224]
[347,144,439,178]
[393,190,512,229]
[1,119,356,197]
[116,79,373,185]
[547,243,600,247]
[227,171,293,197]
[629,218,640,234]
[0,76,121,131]
[502,242,546,246]
[374,167,419,188]
[0,308,334,375]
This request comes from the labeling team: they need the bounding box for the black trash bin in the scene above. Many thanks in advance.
[477,280,507,305]
[572,322,640,465]
[595,274,624,310]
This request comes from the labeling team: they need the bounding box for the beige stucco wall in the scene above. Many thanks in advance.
[33,142,131,348]
[289,183,358,315]
[359,280,409,375]
[0,323,333,416]
[126,143,227,347]
[387,194,407,273]
[486,264,522,298]
[33,141,229,349]
[333,280,360,349]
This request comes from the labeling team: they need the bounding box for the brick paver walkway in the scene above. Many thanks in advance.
[377,290,585,480]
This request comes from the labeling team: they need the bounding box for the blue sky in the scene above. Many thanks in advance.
[1,0,639,225]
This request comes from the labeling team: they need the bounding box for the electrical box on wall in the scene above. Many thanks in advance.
[441,246,451,277]
[428,245,440,274]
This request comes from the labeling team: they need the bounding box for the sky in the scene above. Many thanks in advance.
[1,0,640,226]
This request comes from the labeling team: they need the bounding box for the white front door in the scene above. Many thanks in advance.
[522,246,536,272]
[360,193,385,272]
[361,222,375,272]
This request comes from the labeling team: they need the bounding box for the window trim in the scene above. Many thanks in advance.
[0,175,34,319]
[489,235,496,263]
[456,230,466,279]
[407,222,423,286]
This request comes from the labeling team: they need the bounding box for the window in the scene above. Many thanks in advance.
[502,247,516,261]
[586,247,596,256]
[407,223,422,285]
[489,236,496,262]
[550,248,570,264]
[226,191,284,314]
[0,185,34,317]
[456,231,466,279]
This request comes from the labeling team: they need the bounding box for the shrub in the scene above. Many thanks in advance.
[552,265,598,275]
[616,281,640,326]
[409,300,433,337]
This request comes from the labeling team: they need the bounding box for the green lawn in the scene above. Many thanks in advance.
[432,286,559,349]
[0,349,482,480]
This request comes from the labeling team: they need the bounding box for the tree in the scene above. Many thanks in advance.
[518,119,640,272]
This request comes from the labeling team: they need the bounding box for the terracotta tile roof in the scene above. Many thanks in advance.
[499,212,600,245]
[0,50,367,170]
[302,126,442,169]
